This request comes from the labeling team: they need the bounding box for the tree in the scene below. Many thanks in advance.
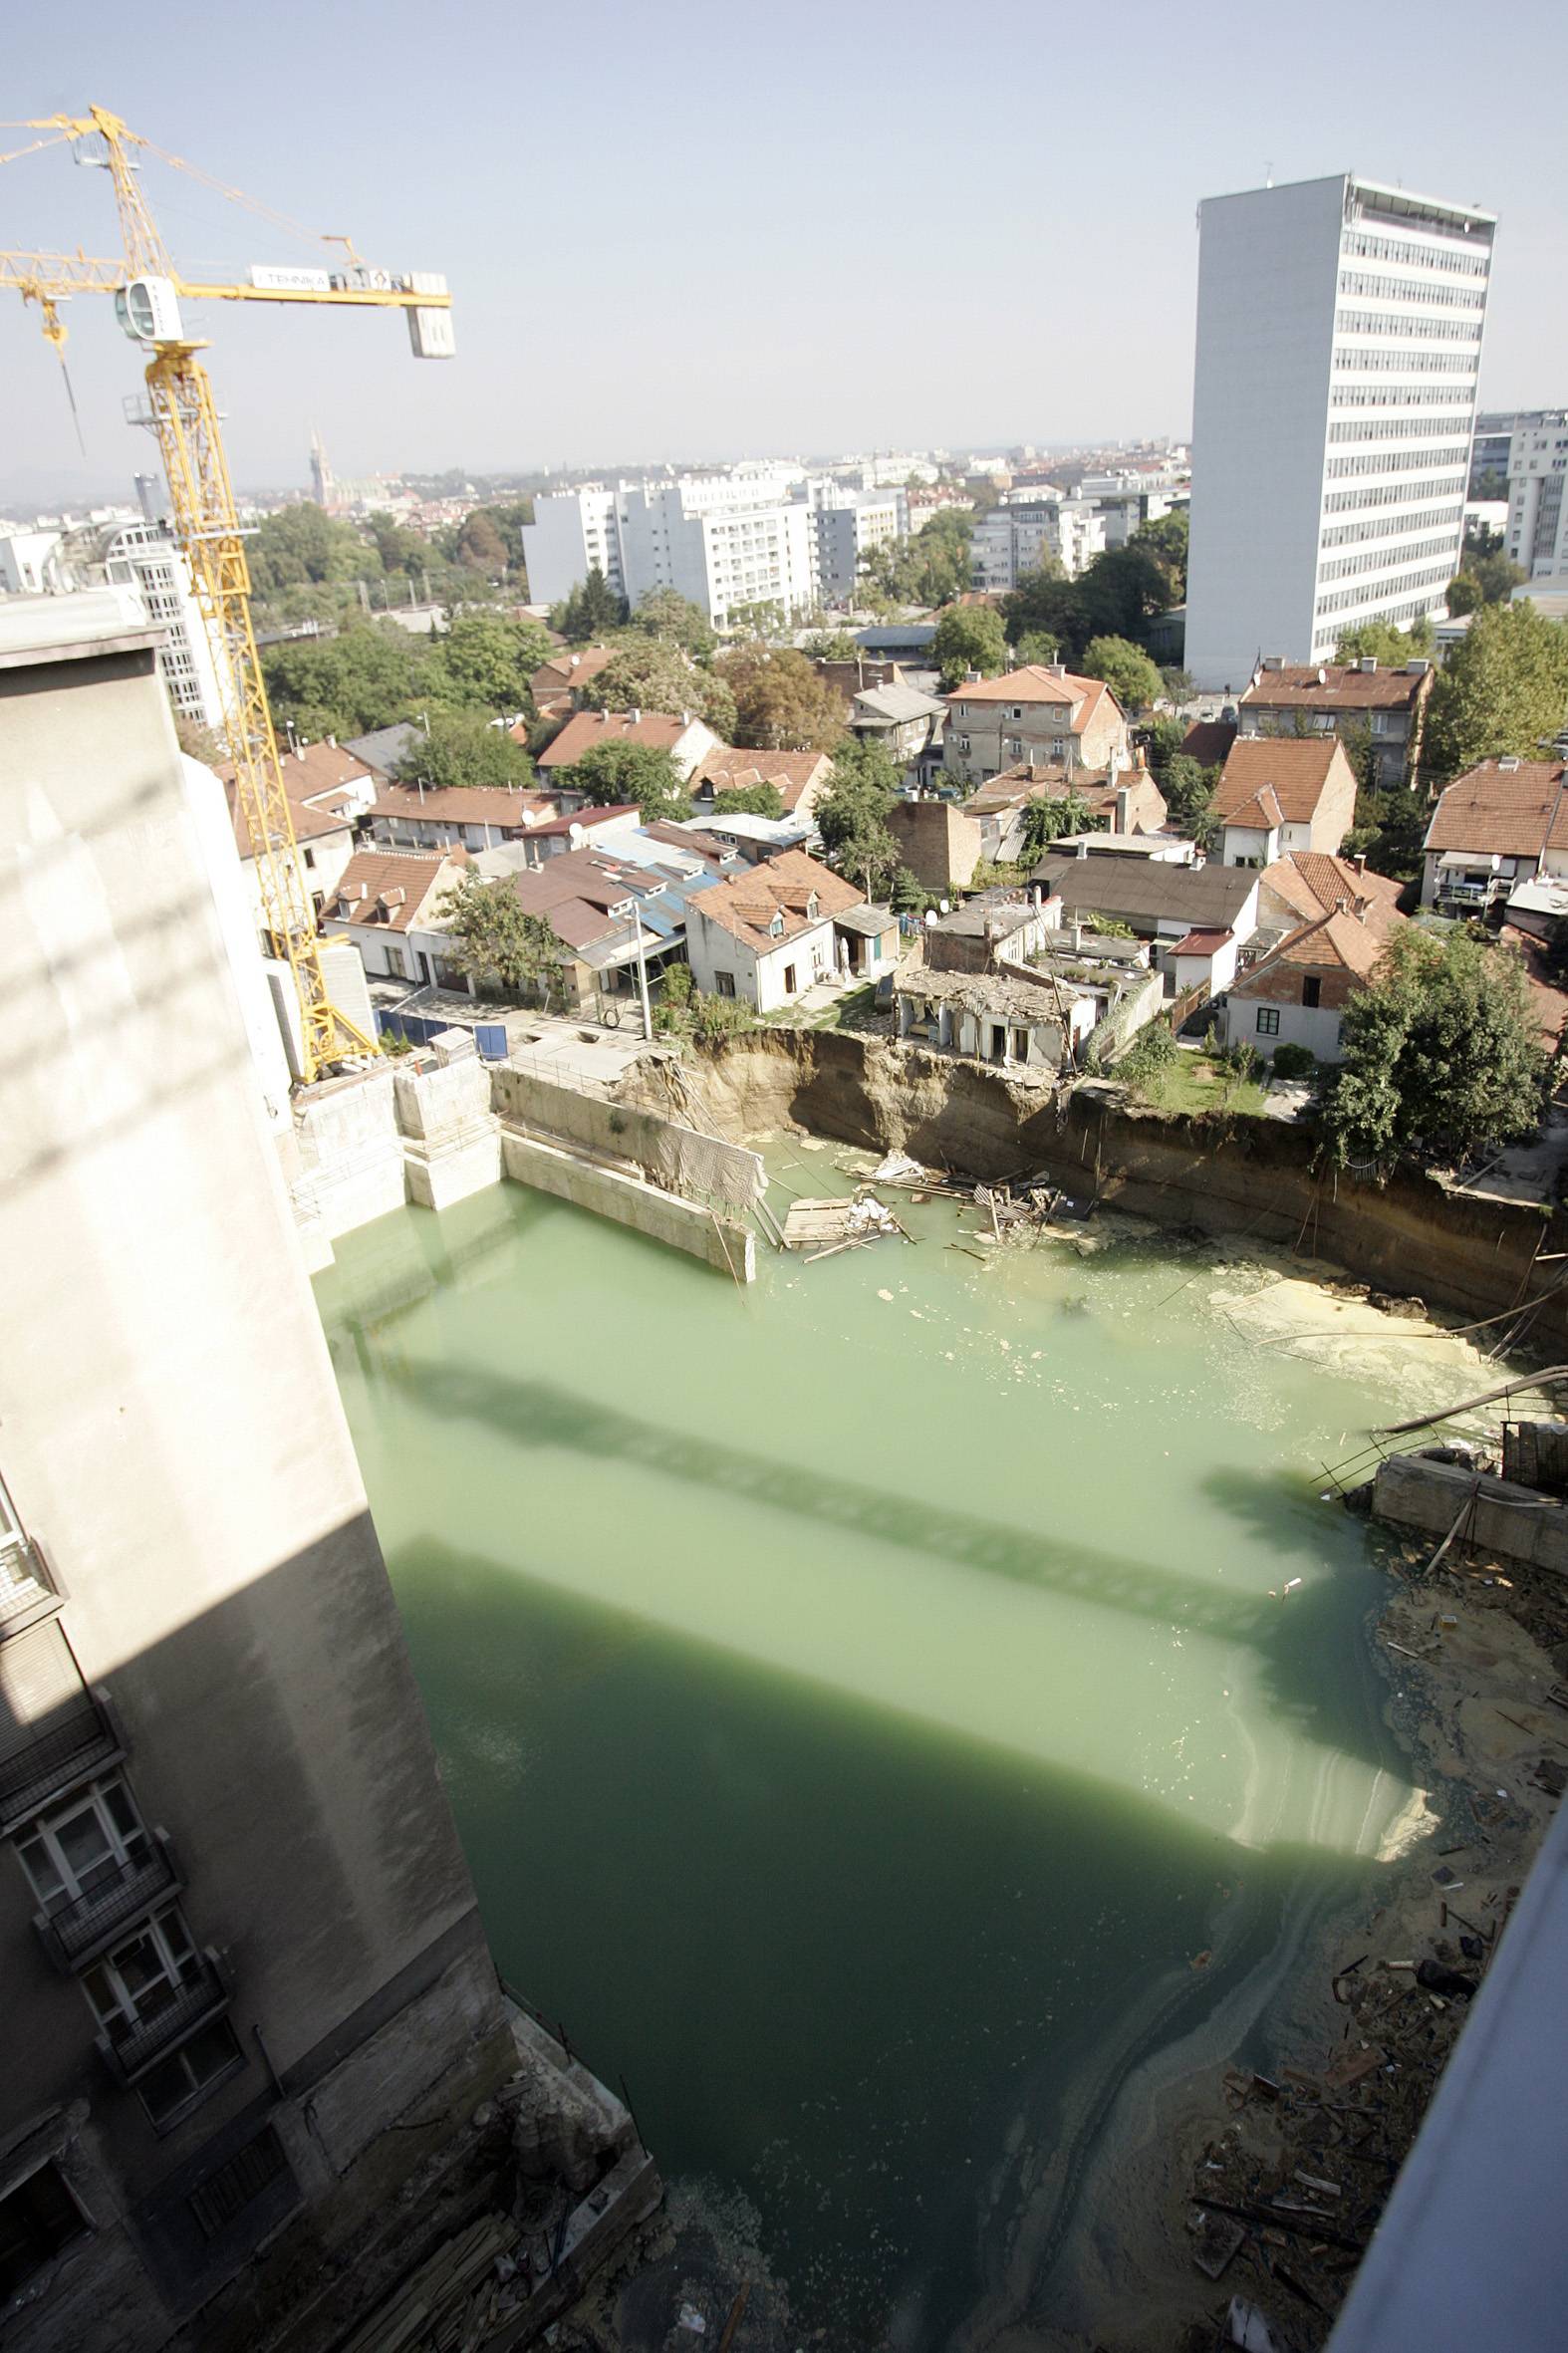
[261,621,422,738]
[1017,792,1094,863]
[711,783,785,818]
[629,587,716,657]
[174,714,222,764]
[1424,601,1568,780]
[1335,616,1436,664]
[1470,549,1527,605]
[933,604,1009,688]
[425,612,555,712]
[716,643,846,750]
[1320,927,1548,1172]
[1013,629,1062,667]
[559,739,691,821]
[814,736,902,899]
[453,509,509,576]
[248,505,371,593]
[1445,573,1484,617]
[860,510,974,608]
[803,629,859,661]
[583,638,737,737]
[1081,635,1162,711]
[554,568,628,641]
[1134,508,1189,599]
[393,711,533,792]
[437,879,564,1004]
[1160,754,1218,846]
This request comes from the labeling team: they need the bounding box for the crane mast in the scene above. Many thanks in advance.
[0,105,455,1082]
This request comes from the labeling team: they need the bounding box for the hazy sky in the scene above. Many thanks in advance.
[4,0,1564,506]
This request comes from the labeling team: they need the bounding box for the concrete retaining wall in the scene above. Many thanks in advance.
[500,1130,754,1281]
[1372,1453,1568,1573]
[491,1065,763,1212]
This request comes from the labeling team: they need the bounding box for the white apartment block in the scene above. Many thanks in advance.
[0,528,65,595]
[971,495,1106,592]
[1185,173,1493,690]
[806,483,910,604]
[102,521,228,738]
[1506,413,1568,581]
[523,469,878,626]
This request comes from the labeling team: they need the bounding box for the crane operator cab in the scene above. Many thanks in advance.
[116,274,184,346]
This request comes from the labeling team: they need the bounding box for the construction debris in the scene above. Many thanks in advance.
[782,1192,908,1257]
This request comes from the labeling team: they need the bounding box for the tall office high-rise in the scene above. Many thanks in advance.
[1184,174,1493,690]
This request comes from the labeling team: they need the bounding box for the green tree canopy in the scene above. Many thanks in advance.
[437,879,564,1003]
[716,643,846,750]
[392,711,533,791]
[1424,601,1568,780]
[425,612,556,712]
[1470,550,1527,605]
[1320,927,1548,1172]
[710,782,785,818]
[1444,573,1484,618]
[262,621,422,739]
[1133,508,1188,598]
[249,505,372,593]
[1017,792,1095,863]
[554,568,629,641]
[452,509,510,576]
[802,629,859,661]
[1159,753,1218,846]
[1335,616,1436,664]
[933,604,1009,688]
[860,511,974,609]
[629,587,716,657]
[1081,635,1163,711]
[559,739,691,821]
[814,736,902,898]
[1012,629,1062,667]
[582,638,737,738]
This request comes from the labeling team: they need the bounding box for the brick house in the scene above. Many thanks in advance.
[942,665,1132,788]
[1220,895,1404,1063]
[1212,737,1361,867]
[1237,657,1433,789]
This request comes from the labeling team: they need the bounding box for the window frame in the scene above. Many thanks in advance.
[15,1778,150,1917]
[1255,1005,1281,1036]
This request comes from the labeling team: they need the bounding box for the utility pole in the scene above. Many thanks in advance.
[632,903,653,1041]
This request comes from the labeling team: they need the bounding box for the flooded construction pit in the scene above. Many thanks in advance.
[313,1154,1472,2351]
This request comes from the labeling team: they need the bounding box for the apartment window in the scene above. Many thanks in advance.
[1302,976,1322,1009]
[16,1779,149,1916]
[138,2021,243,2129]
[1255,1007,1281,1036]
[82,1907,200,2046]
[0,2162,88,2302]
[714,970,736,998]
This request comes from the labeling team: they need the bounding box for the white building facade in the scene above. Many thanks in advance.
[0,528,65,595]
[1185,173,1493,690]
[102,521,228,737]
[971,495,1106,591]
[1506,413,1568,582]
[522,469,871,626]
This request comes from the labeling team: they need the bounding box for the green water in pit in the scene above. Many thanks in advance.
[313,1159,1425,2349]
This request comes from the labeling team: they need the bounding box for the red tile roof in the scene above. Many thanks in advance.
[694,748,833,814]
[536,709,698,769]
[1214,737,1352,826]
[1179,719,1237,768]
[944,663,1108,711]
[1235,904,1400,991]
[690,849,862,952]
[330,850,459,933]
[1173,928,1233,956]
[370,783,556,830]
[1423,760,1568,858]
[1241,661,1431,712]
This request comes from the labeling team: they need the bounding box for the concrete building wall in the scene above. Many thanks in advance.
[0,597,511,2350]
[521,488,624,607]
[1185,173,1490,689]
[1506,411,1568,580]
[684,903,833,1011]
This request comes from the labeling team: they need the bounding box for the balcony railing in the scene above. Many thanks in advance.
[34,1833,181,1973]
[0,1536,58,1638]
[0,1696,124,1836]
[95,1952,231,2087]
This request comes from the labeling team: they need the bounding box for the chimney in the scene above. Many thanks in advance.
[630,706,642,724]
[1359,657,1378,674]
[1354,853,1366,875]
[1316,666,1328,685]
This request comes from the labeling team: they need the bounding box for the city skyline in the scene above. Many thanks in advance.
[4,0,1564,506]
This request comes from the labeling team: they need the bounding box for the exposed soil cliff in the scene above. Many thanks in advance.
[624,1031,1568,1346]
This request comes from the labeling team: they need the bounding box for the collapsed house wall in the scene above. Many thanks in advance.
[617,1029,1568,1343]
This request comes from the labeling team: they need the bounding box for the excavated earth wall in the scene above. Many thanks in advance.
[621,1030,1568,1346]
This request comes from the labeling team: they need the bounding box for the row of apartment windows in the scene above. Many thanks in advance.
[1328,419,1472,450]
[1327,442,1468,472]
[1318,533,1459,584]
[1334,311,1481,343]
[1338,270,1486,311]
[1334,351,1480,377]
[1341,229,1489,279]
[1323,472,1467,514]
[1330,388,1473,414]
[1316,561,1452,618]
[1321,502,1464,549]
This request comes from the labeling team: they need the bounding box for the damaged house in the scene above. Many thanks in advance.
[895,895,1163,1075]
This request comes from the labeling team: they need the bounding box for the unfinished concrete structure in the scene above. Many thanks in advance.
[0,594,653,2350]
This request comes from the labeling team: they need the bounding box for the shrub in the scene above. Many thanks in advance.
[1270,1042,1317,1081]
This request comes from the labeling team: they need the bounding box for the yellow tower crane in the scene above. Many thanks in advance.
[0,105,455,1082]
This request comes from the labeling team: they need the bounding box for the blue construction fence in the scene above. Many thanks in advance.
[375,1008,510,1060]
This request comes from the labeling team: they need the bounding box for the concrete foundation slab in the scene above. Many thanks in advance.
[500,1128,754,1281]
